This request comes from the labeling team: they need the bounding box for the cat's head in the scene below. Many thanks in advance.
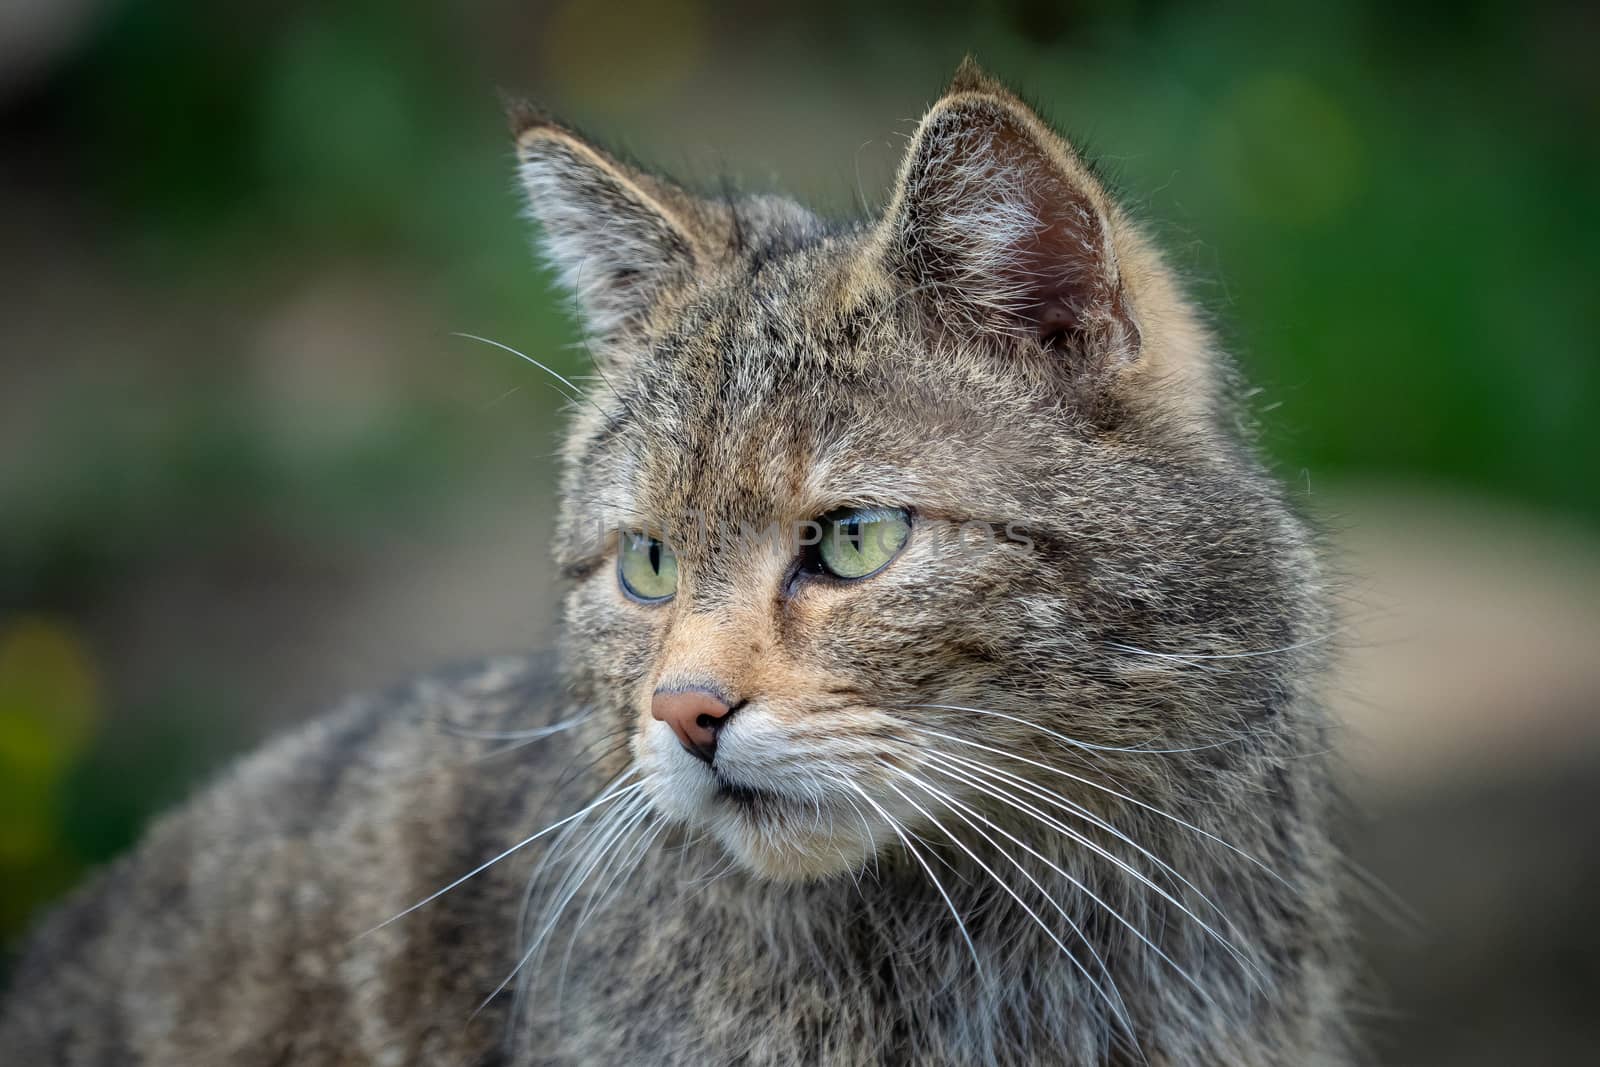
[516,62,1320,882]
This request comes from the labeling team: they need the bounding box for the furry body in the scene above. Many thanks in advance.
[2,64,1351,1064]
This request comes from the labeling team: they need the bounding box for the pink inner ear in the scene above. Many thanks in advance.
[999,140,1132,355]
[1034,297,1078,343]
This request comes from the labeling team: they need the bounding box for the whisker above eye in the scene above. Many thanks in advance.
[452,331,590,407]
[450,331,665,480]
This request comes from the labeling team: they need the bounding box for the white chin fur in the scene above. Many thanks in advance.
[640,721,886,882]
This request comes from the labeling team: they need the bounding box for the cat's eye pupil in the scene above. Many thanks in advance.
[812,507,911,582]
[619,533,678,603]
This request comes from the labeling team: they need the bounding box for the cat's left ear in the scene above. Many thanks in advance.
[875,62,1141,368]
[512,106,722,338]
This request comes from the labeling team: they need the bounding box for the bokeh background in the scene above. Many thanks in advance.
[2,1,1597,1061]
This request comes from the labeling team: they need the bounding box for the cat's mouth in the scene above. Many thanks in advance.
[712,775,772,808]
[642,718,895,881]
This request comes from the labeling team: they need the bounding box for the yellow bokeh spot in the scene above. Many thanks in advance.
[0,617,99,766]
[0,617,101,863]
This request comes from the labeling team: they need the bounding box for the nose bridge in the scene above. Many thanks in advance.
[655,608,757,697]
[651,605,765,766]
[652,467,784,696]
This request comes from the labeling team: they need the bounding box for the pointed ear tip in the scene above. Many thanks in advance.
[948,56,1004,96]
[504,98,563,147]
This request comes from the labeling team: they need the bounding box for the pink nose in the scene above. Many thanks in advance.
[651,688,735,764]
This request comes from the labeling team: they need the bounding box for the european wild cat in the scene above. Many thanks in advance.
[1,62,1350,1064]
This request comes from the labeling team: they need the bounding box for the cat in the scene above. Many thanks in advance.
[0,60,1353,1065]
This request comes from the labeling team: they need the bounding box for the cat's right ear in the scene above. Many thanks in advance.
[511,104,713,338]
[870,63,1142,372]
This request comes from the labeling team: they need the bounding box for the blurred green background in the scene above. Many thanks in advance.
[2,1,1597,1062]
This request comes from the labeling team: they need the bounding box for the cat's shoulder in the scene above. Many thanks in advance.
[175,652,564,827]
[0,654,574,1063]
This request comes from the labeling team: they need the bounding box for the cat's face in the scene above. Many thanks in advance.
[518,68,1316,882]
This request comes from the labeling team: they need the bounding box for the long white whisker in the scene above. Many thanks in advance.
[534,799,646,1023]
[573,802,656,937]
[555,802,660,1005]
[1105,630,1334,663]
[590,815,665,920]
[904,726,1291,888]
[901,704,1246,755]
[930,746,1266,966]
[443,712,592,743]
[514,772,633,953]
[497,791,651,1019]
[835,787,881,885]
[919,753,1263,991]
[837,777,984,980]
[452,332,588,403]
[882,764,1141,1039]
[454,714,596,766]
[359,777,642,938]
[451,331,659,475]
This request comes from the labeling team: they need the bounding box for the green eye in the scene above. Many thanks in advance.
[816,507,912,580]
[618,533,678,602]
